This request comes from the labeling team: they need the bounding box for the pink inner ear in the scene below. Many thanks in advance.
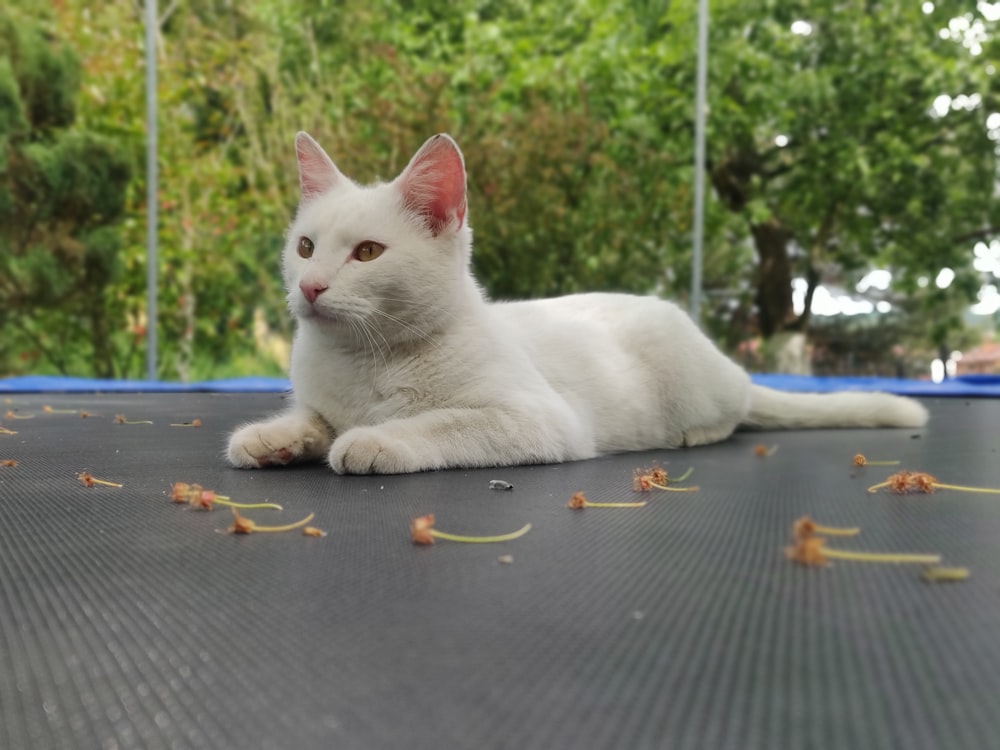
[398,135,467,236]
[296,132,341,200]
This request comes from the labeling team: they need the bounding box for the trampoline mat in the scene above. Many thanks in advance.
[1,392,998,750]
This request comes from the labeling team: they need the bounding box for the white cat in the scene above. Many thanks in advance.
[227,132,928,474]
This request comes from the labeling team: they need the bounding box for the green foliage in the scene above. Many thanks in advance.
[0,8,133,378]
[1,0,997,379]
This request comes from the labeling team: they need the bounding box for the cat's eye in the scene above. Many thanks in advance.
[297,236,314,259]
[354,240,385,262]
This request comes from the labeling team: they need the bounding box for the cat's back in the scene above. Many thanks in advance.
[495,291,693,346]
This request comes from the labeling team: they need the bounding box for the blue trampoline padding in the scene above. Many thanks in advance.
[751,373,1000,397]
[1,373,998,396]
[0,375,291,393]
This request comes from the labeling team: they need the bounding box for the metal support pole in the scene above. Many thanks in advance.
[690,0,709,323]
[145,0,159,380]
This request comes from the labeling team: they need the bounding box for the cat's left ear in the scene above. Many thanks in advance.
[397,134,467,236]
[296,132,345,201]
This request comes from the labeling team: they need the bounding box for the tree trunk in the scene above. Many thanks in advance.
[751,218,794,338]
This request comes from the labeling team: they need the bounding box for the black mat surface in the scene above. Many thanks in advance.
[1,393,998,750]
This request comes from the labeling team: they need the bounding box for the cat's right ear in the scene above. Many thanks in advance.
[295,132,344,201]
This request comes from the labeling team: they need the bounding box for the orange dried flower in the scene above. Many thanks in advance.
[786,536,830,566]
[755,444,778,457]
[411,514,438,545]
[1,459,17,467]
[649,467,669,485]
[909,472,937,494]
[303,526,327,537]
[632,465,697,493]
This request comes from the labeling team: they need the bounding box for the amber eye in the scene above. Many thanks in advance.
[354,240,385,262]
[297,236,314,259]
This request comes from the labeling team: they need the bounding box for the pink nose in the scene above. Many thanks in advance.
[299,281,328,304]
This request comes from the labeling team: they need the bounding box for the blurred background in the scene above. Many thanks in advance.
[1,0,998,382]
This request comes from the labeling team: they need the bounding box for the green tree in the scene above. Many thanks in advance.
[13,0,997,381]
[696,0,998,342]
[0,7,133,377]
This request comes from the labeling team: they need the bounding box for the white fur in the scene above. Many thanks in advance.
[227,133,928,474]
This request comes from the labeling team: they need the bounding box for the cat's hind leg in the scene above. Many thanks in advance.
[227,410,332,468]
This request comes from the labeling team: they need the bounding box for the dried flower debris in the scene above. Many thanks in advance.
[169,419,202,428]
[114,414,154,425]
[567,491,646,509]
[852,454,899,467]
[222,507,316,535]
[77,472,122,488]
[633,465,697,493]
[410,514,532,545]
[1,459,17,467]
[785,515,942,568]
[867,471,1000,496]
[754,444,779,457]
[169,482,283,511]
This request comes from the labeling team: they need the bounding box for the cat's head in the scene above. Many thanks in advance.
[283,132,475,344]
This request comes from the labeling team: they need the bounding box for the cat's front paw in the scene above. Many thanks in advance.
[227,413,331,468]
[329,427,425,474]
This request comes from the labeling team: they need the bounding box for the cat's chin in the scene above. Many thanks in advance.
[293,305,346,329]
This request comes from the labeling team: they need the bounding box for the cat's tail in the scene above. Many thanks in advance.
[742,385,928,430]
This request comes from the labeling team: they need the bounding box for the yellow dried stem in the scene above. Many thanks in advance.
[43,405,78,415]
[114,414,153,425]
[921,566,970,583]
